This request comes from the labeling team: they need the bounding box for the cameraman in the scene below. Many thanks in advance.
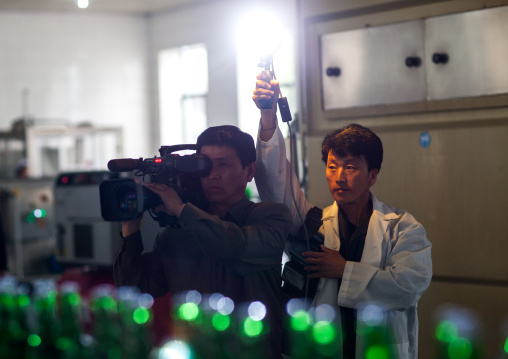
[252,73,432,359]
[114,125,292,358]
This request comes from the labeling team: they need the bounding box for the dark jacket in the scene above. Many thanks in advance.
[114,196,292,358]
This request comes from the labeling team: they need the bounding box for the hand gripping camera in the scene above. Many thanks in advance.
[99,144,212,227]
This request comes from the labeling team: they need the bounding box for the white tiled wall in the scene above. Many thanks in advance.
[0,11,149,158]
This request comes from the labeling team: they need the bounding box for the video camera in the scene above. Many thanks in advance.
[99,144,212,227]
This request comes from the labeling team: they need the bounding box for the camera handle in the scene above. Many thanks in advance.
[258,55,275,109]
[149,210,179,228]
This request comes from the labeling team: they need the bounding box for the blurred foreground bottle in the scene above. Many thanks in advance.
[235,300,271,359]
[356,303,397,359]
[117,286,154,359]
[284,300,340,359]
[433,304,486,359]
[0,276,31,359]
[89,284,123,358]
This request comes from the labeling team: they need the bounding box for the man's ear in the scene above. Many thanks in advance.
[246,162,256,182]
[369,168,379,187]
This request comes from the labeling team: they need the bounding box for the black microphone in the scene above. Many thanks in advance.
[107,158,139,172]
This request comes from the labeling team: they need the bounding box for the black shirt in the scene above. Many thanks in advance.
[337,203,372,359]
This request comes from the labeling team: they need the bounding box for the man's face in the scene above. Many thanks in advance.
[325,150,378,208]
[199,145,255,209]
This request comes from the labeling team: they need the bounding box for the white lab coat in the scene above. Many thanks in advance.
[255,125,432,359]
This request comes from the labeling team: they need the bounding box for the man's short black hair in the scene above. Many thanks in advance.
[196,125,256,168]
[321,123,383,172]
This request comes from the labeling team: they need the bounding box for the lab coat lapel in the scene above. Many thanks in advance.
[321,203,339,250]
[361,194,397,267]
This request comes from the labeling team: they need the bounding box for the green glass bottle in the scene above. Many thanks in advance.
[0,276,31,359]
[234,301,271,359]
[89,284,122,359]
[29,279,61,359]
[356,303,396,359]
[284,298,314,359]
[117,286,153,359]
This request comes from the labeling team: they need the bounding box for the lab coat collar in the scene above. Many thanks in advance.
[321,193,400,267]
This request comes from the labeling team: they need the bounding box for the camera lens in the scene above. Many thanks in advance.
[114,185,138,214]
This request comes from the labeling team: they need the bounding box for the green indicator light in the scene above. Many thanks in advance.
[27,334,41,347]
[366,345,390,359]
[504,337,508,354]
[133,307,150,324]
[212,312,230,331]
[447,337,472,359]
[243,317,263,337]
[41,208,47,218]
[26,214,35,223]
[179,303,199,321]
[290,310,310,332]
[435,320,458,343]
[312,321,336,344]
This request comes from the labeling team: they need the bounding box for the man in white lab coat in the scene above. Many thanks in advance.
[252,72,432,359]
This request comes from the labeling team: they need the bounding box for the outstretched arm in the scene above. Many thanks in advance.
[253,72,313,234]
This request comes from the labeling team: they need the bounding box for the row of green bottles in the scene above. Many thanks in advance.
[166,290,271,359]
[0,277,155,359]
[284,299,402,359]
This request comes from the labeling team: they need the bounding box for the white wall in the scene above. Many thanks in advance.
[146,2,240,154]
[0,1,296,161]
[0,11,150,158]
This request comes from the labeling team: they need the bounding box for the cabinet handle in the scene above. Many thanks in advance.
[326,67,341,77]
[405,56,422,68]
[432,53,449,64]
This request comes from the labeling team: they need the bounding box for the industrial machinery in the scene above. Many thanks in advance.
[54,170,160,267]
[54,171,123,266]
[0,178,55,278]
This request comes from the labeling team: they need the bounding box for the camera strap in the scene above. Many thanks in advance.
[297,206,323,240]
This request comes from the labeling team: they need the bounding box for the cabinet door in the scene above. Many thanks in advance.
[321,19,426,110]
[426,6,508,100]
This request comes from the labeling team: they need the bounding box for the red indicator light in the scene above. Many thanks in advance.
[155,159,162,163]
[61,176,69,184]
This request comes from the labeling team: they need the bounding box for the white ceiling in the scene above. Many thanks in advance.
[0,0,210,14]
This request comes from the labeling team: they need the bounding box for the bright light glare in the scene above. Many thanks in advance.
[248,301,267,321]
[158,340,192,359]
[77,0,89,9]
[360,304,384,327]
[138,293,154,309]
[236,10,286,58]
[314,304,336,323]
[217,297,235,315]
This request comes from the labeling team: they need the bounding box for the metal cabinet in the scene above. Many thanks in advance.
[425,6,508,100]
[321,19,426,109]
[320,5,508,110]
